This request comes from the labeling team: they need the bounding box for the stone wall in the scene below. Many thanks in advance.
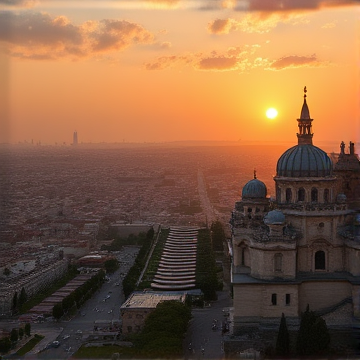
[233,284,299,320]
[298,280,351,312]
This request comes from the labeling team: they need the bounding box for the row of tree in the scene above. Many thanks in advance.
[101,227,155,251]
[210,220,226,252]
[196,228,223,301]
[122,230,155,298]
[276,306,330,357]
[0,323,31,354]
[12,287,28,314]
[52,270,105,320]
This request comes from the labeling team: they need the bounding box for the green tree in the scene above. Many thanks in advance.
[210,221,226,252]
[62,293,75,313]
[135,301,192,357]
[146,227,155,240]
[24,323,31,337]
[104,258,119,273]
[276,313,290,356]
[19,287,28,307]
[18,328,24,339]
[10,328,18,343]
[3,267,10,276]
[12,292,18,313]
[52,303,64,320]
[0,337,11,353]
[296,305,330,356]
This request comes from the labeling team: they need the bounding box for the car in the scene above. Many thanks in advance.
[76,330,82,334]
[52,341,60,348]
[63,334,70,340]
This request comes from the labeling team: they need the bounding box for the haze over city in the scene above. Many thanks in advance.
[1,0,359,145]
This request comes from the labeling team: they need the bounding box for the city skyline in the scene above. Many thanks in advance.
[1,0,359,144]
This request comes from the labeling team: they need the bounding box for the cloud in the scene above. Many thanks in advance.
[144,46,330,73]
[208,12,309,35]
[144,54,190,70]
[321,21,337,28]
[0,0,38,8]
[208,18,234,34]
[268,54,325,70]
[0,11,155,60]
[144,45,259,71]
[196,56,239,70]
[91,19,154,52]
[237,0,359,12]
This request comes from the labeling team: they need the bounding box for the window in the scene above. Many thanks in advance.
[286,188,292,203]
[271,293,277,305]
[298,188,305,202]
[311,188,318,202]
[315,250,326,270]
[274,253,283,272]
[324,189,330,203]
[241,248,245,266]
[286,294,291,305]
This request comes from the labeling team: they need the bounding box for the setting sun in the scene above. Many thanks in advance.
[266,108,278,119]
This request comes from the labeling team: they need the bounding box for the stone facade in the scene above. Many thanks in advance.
[230,89,360,332]
[0,258,68,315]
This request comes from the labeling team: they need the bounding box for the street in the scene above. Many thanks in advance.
[21,246,139,359]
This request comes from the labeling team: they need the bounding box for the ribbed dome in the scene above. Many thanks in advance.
[276,144,333,177]
[264,210,285,225]
[242,179,267,199]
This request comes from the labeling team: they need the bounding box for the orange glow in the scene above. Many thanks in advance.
[1,2,359,145]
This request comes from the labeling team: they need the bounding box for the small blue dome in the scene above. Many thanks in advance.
[242,179,267,199]
[276,144,332,177]
[264,210,285,225]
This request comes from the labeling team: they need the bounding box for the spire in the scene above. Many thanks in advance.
[300,86,310,119]
[296,86,313,145]
[254,169,257,179]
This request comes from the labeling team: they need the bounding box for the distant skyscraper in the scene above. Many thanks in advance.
[73,131,78,146]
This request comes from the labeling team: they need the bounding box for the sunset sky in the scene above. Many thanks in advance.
[1,0,359,146]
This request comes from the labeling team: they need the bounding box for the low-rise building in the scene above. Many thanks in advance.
[120,291,186,335]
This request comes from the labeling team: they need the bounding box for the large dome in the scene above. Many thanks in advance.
[242,178,267,199]
[276,144,333,177]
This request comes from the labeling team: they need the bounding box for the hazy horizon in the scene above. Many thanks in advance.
[1,0,359,145]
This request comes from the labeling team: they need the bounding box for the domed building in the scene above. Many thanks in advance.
[230,88,360,338]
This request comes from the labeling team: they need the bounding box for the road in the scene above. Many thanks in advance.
[197,169,218,225]
[184,288,232,360]
[20,246,139,359]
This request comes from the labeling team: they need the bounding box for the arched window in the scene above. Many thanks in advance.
[274,253,283,272]
[286,188,292,203]
[311,188,318,202]
[298,188,305,202]
[241,248,245,265]
[324,189,330,203]
[315,250,326,270]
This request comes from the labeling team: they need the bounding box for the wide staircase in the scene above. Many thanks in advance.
[151,227,198,290]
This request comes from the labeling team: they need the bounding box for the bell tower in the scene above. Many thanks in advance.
[297,86,313,145]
